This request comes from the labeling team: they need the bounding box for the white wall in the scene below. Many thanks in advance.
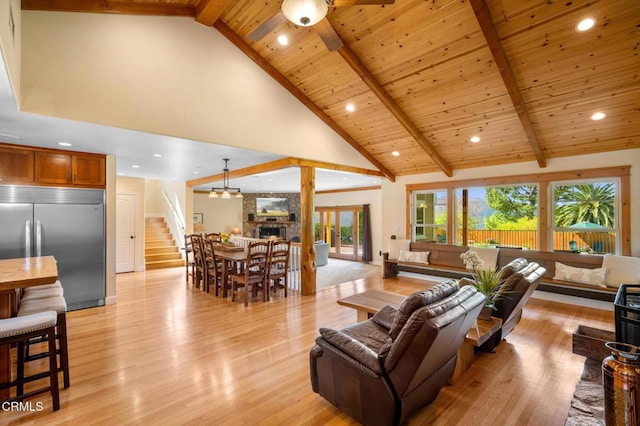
[193,193,243,234]
[381,148,640,257]
[316,189,383,265]
[20,12,373,169]
[0,1,21,104]
[105,155,117,303]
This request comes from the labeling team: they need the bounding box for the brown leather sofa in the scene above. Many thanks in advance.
[462,257,546,351]
[309,280,485,425]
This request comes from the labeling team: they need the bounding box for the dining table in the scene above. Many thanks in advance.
[213,245,247,299]
[0,255,59,400]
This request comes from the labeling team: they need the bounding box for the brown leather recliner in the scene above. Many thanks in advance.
[463,258,546,351]
[309,280,485,425]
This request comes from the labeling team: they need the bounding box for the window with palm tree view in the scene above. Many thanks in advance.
[552,181,618,254]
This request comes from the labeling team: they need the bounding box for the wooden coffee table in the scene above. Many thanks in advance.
[337,289,502,384]
[337,289,404,321]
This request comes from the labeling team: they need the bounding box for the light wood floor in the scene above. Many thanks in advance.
[5,267,613,425]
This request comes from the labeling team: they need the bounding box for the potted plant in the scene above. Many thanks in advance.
[472,268,505,320]
[460,249,505,320]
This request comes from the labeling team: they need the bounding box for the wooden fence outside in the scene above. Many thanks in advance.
[456,229,616,253]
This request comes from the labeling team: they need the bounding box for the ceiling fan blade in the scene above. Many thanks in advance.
[314,18,343,51]
[331,0,395,6]
[248,11,286,42]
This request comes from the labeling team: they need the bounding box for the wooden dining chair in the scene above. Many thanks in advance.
[266,240,291,301]
[184,234,196,284]
[190,234,206,290]
[203,238,223,295]
[231,241,271,306]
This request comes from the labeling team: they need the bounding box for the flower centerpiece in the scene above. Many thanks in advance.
[220,232,231,244]
[460,249,505,320]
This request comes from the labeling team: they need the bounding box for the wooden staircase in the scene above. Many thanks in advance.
[145,217,184,270]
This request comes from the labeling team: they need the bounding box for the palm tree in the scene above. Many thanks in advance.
[554,183,615,227]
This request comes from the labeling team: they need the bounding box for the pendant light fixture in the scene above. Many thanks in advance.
[208,159,243,199]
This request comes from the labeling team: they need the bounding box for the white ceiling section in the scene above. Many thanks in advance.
[18,11,375,176]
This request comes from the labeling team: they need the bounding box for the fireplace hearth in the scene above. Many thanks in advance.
[258,226,286,239]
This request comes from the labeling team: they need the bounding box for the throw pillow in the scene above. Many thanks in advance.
[553,262,607,288]
[388,239,410,261]
[398,250,430,264]
[601,255,640,288]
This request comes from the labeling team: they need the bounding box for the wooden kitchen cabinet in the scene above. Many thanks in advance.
[72,155,105,186]
[0,143,106,188]
[35,152,71,184]
[0,147,34,183]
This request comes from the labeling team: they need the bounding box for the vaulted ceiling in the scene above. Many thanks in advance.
[22,0,640,181]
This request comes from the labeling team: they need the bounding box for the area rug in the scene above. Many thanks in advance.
[565,358,604,425]
[316,258,380,290]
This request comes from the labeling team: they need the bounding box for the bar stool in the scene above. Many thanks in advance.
[20,287,64,303]
[0,311,59,411]
[18,296,70,389]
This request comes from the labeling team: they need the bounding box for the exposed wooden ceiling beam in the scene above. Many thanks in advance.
[195,0,235,26]
[336,44,454,177]
[21,0,196,16]
[470,0,547,168]
[212,21,396,182]
[187,158,293,187]
[186,157,384,187]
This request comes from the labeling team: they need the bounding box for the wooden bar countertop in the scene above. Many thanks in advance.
[0,255,59,291]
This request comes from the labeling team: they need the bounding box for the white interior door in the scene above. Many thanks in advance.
[116,193,136,273]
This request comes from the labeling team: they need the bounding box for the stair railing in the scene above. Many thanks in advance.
[161,190,186,253]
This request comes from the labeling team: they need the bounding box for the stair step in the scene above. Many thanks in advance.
[146,240,176,248]
[145,253,183,262]
[146,259,185,270]
[146,246,179,255]
[145,217,165,223]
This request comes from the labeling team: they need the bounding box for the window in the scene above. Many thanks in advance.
[412,191,447,243]
[405,166,629,255]
[455,185,538,249]
[552,180,618,254]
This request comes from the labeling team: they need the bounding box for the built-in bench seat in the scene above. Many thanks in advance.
[383,242,638,302]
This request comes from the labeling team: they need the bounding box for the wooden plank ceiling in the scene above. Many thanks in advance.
[22,0,640,179]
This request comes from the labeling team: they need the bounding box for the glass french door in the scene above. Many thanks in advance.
[315,206,363,261]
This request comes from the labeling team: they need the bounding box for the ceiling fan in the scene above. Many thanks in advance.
[248,0,395,51]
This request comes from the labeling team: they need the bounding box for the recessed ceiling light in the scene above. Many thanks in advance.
[345,103,355,112]
[576,18,596,32]
[591,112,606,120]
[277,35,288,46]
[470,136,481,143]
[193,171,199,174]
[131,165,140,169]
[153,153,162,157]
[58,142,72,147]
[392,151,400,156]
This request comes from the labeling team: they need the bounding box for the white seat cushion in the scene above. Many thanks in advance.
[0,311,57,339]
[602,255,640,288]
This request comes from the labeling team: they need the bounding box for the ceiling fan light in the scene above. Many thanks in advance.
[282,0,328,27]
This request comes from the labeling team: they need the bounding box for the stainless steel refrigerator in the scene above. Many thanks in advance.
[0,185,105,310]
